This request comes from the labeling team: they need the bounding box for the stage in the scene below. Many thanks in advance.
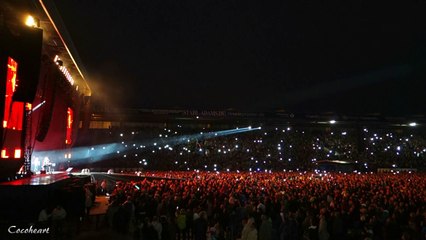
[0,170,184,187]
[0,171,73,186]
[0,171,91,223]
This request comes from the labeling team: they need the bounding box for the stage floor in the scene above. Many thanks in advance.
[0,171,71,186]
[0,171,184,187]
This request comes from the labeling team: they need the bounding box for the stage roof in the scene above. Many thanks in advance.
[0,0,91,96]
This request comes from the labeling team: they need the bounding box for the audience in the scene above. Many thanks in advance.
[33,123,425,239]
[78,124,426,172]
[100,171,426,240]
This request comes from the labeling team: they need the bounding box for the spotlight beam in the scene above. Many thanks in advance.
[31,127,261,167]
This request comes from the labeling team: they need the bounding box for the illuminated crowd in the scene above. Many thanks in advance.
[101,171,426,240]
[72,123,426,239]
[81,124,426,172]
[41,123,426,239]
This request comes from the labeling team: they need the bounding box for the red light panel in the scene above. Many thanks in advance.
[1,149,9,158]
[65,107,73,144]
[3,57,24,130]
[14,149,22,158]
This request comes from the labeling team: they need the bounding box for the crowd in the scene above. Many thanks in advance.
[79,124,426,172]
[28,123,426,239]
[68,123,426,239]
[100,171,426,240]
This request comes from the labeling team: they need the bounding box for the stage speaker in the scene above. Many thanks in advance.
[12,26,43,103]
[36,64,59,142]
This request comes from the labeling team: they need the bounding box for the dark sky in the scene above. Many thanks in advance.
[55,0,426,115]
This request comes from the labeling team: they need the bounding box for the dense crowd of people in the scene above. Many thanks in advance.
[78,124,426,172]
[100,171,426,240]
[29,122,426,239]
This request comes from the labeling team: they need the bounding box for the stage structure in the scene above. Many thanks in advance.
[0,0,91,180]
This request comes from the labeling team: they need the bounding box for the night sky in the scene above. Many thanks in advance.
[55,0,426,115]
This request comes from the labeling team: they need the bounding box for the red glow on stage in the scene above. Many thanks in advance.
[1,148,22,159]
[3,57,24,130]
[2,57,25,160]
[1,149,9,158]
[14,149,22,158]
[66,107,73,144]
[26,103,32,111]
[0,148,22,159]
